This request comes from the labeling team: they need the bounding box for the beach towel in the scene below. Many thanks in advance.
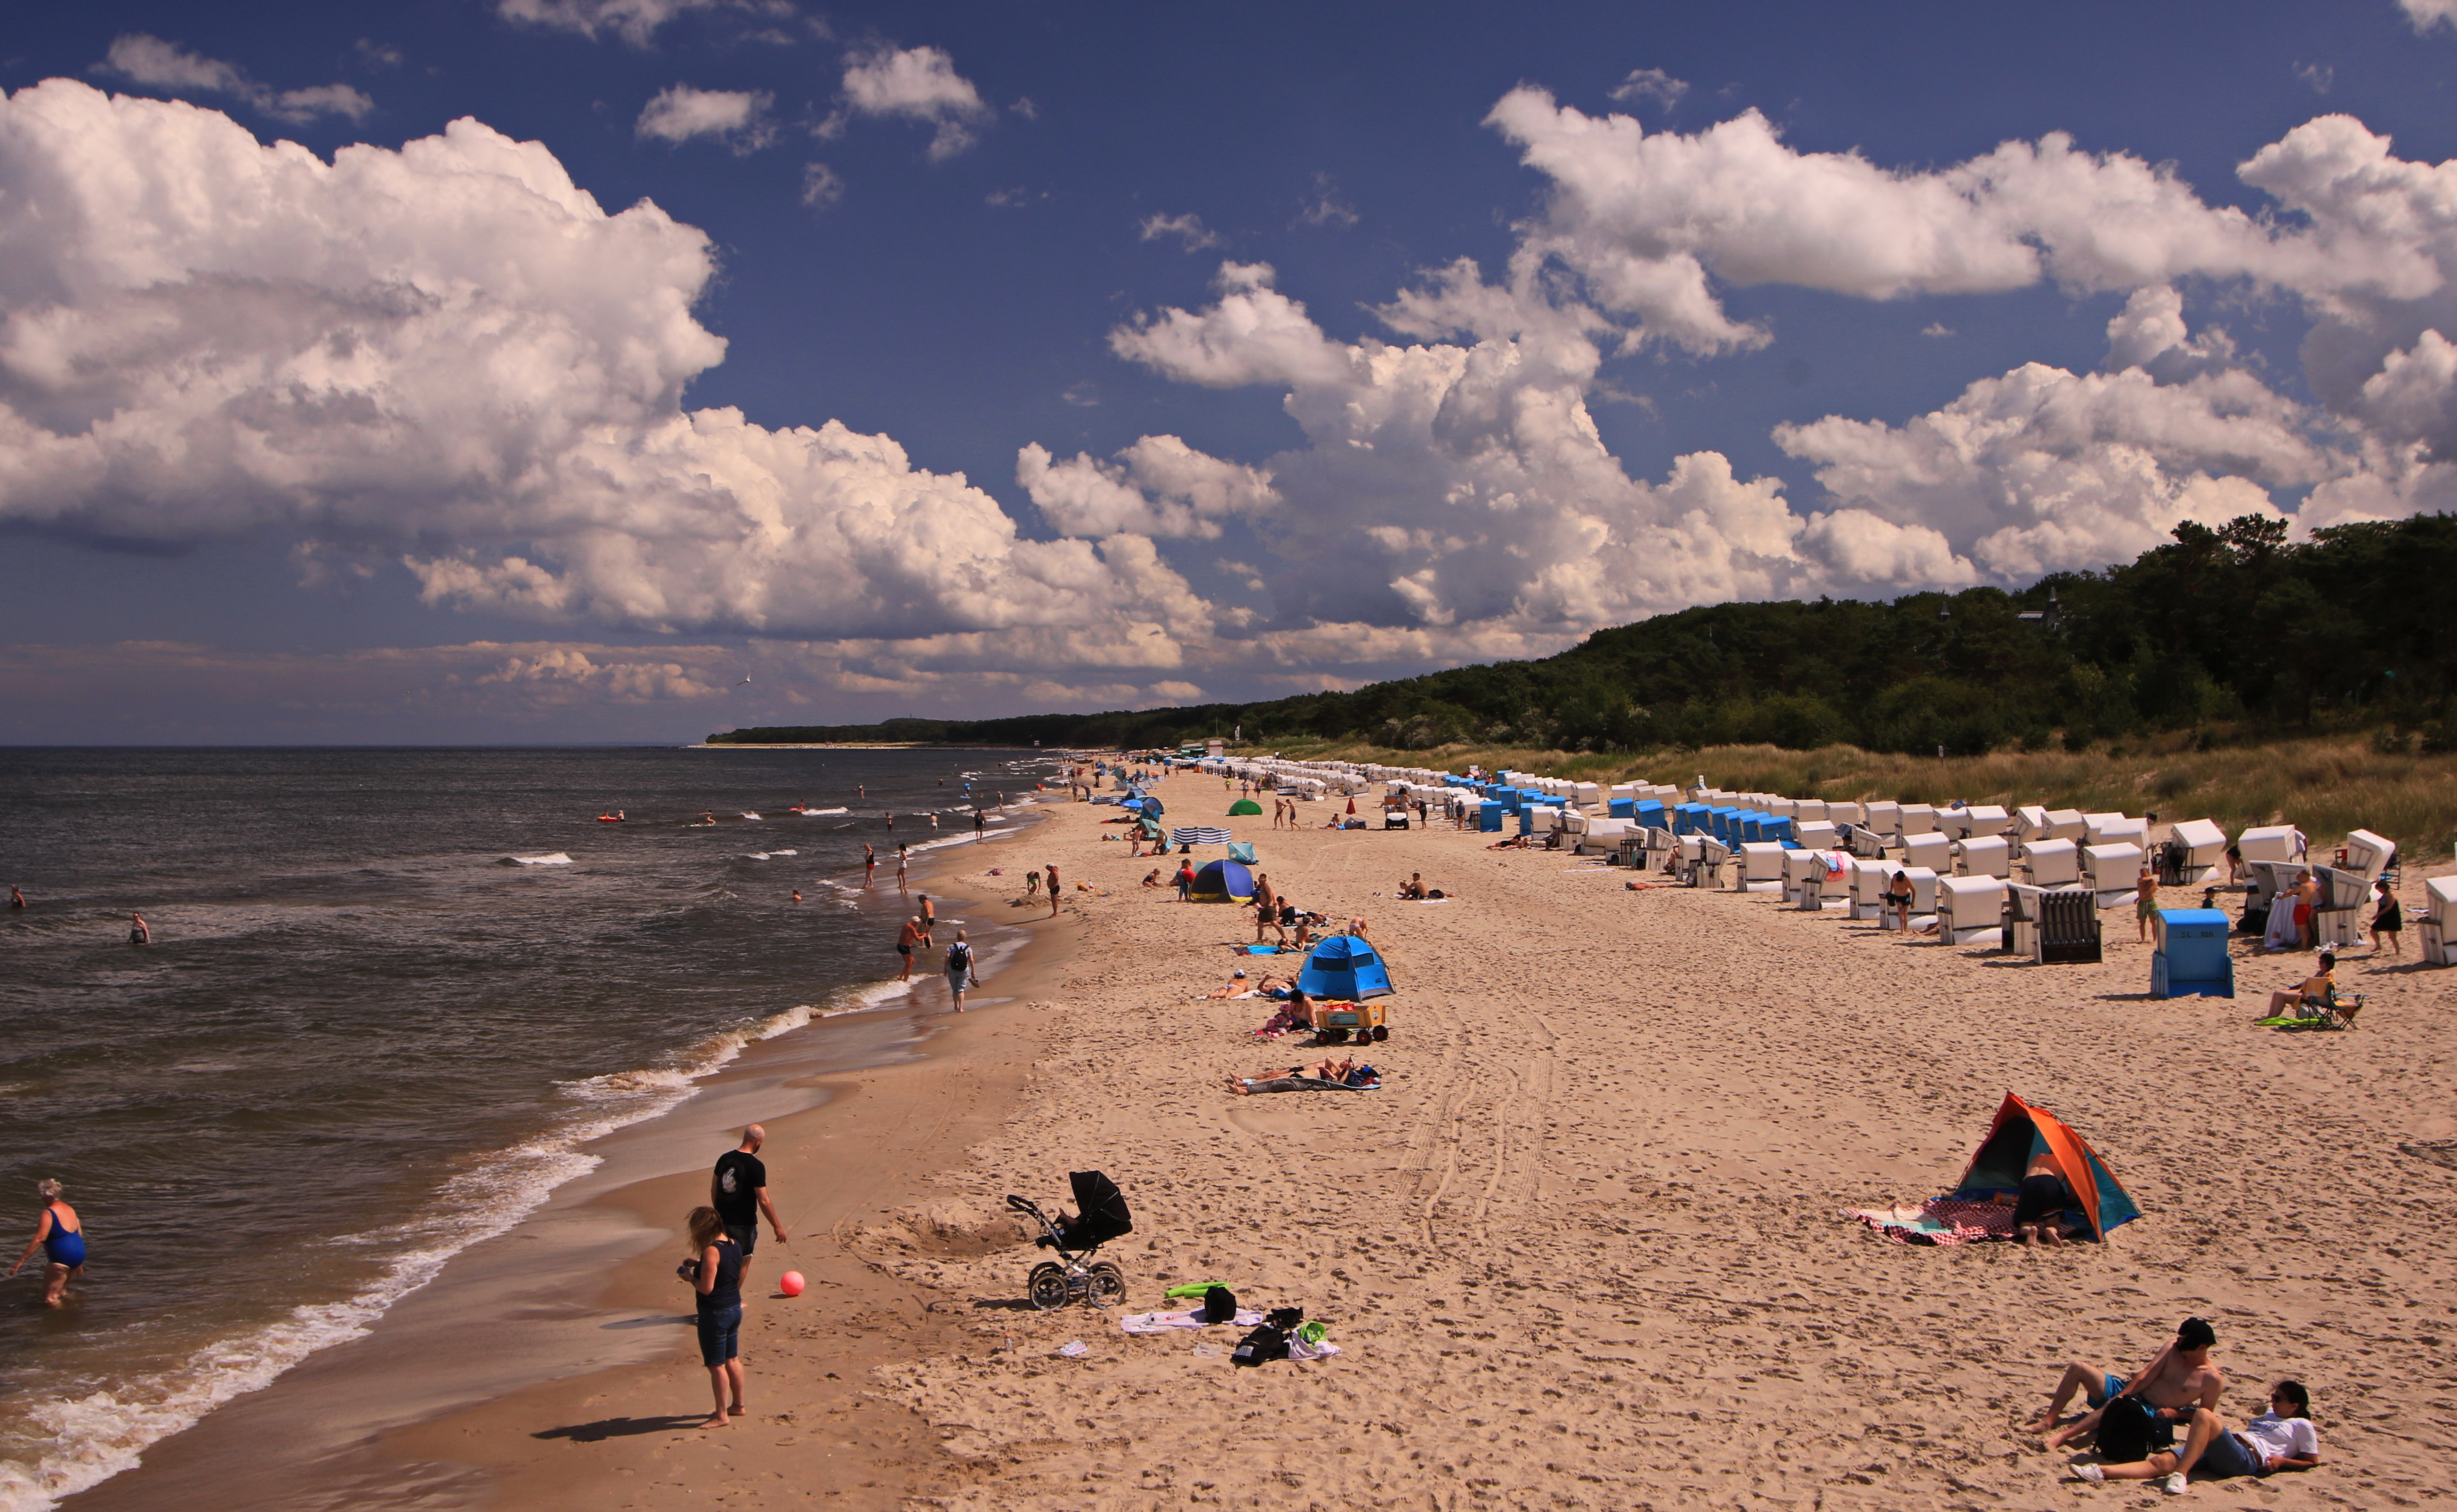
[1121,1306,1265,1334]
[1843,1197,2020,1245]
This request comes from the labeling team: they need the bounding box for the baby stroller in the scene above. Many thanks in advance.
[1005,1170,1132,1310]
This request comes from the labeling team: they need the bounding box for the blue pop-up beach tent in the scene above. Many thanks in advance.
[1190,858,1255,901]
[1297,933,1393,1000]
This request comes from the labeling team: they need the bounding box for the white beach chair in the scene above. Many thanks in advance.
[2082,842,2145,908]
[2014,841,2073,885]
[1733,841,1789,893]
[1936,875,2008,945]
[2421,875,2457,966]
[1901,831,1953,872]
[2164,818,2228,885]
[1954,835,2013,879]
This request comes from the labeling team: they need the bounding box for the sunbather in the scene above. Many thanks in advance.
[1204,969,1254,999]
[1224,1057,1379,1094]
[2261,952,2336,1021]
[2037,1317,2225,1457]
[1487,834,1530,850]
[2075,1381,2320,1489]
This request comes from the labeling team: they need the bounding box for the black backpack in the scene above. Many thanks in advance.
[2096,1397,2157,1463]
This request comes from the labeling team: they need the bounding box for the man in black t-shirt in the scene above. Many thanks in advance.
[711,1125,787,1261]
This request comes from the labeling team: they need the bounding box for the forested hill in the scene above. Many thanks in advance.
[712,513,2457,757]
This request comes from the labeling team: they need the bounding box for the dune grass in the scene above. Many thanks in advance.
[1241,732,2457,854]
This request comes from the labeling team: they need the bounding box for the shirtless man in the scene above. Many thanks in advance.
[1399,872,1427,900]
[2136,861,2161,942]
[915,894,935,947]
[894,917,924,982]
[2037,1317,2225,1454]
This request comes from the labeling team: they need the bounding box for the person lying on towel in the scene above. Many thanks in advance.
[1225,1057,1380,1094]
[1989,1149,2080,1245]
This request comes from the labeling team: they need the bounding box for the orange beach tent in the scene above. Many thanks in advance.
[1948,1092,2141,1239]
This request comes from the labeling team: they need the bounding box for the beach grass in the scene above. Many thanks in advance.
[1237,732,2457,853]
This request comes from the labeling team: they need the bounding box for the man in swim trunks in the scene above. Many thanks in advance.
[916,895,935,946]
[2038,1316,2226,1453]
[895,917,923,981]
[1044,863,1060,916]
[2136,861,2160,941]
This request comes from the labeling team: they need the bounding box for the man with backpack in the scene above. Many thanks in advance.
[944,928,976,1011]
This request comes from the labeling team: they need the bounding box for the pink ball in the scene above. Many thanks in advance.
[779,1270,806,1297]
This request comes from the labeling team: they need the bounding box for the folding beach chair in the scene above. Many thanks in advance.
[2258,983,2366,1031]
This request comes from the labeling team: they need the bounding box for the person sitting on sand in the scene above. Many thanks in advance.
[1254,989,1315,1035]
[2074,1380,2320,1490]
[1398,872,1427,900]
[1141,869,1164,888]
[1990,1149,2079,1245]
[2262,952,2337,1021]
[1204,969,1255,1000]
[2037,1317,2226,1458]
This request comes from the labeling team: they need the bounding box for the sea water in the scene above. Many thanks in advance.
[0,746,1049,1510]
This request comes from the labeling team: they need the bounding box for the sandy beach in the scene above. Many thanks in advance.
[69,768,2457,1510]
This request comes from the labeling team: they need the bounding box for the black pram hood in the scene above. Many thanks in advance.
[1066,1170,1133,1246]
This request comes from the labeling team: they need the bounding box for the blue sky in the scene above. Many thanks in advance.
[4,0,2456,741]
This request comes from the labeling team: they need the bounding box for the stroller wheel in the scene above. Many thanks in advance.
[1086,1263,1127,1308]
[1026,1262,1070,1311]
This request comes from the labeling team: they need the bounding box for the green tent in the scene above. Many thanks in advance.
[1227,798,1264,816]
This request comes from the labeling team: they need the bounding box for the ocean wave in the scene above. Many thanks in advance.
[499,853,574,867]
[739,812,761,820]
[791,806,848,816]
[0,973,910,1512]
[741,850,798,861]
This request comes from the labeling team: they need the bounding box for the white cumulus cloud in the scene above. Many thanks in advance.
[98,34,373,123]
[2400,0,2457,33]
[836,44,991,160]
[636,85,774,149]
[1017,435,1277,539]
[0,79,1205,680]
[495,0,793,47]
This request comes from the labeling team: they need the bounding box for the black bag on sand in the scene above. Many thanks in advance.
[2096,1397,2157,1463]
[1200,1286,1238,1324]
[1232,1308,1305,1367]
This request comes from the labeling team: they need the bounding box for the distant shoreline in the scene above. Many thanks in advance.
[689,741,1055,750]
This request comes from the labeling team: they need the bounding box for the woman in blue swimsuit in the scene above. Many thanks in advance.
[11,1179,85,1308]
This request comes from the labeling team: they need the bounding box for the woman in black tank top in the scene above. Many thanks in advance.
[683,1205,747,1426]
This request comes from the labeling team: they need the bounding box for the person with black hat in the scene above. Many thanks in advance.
[2038,1318,2226,1469]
